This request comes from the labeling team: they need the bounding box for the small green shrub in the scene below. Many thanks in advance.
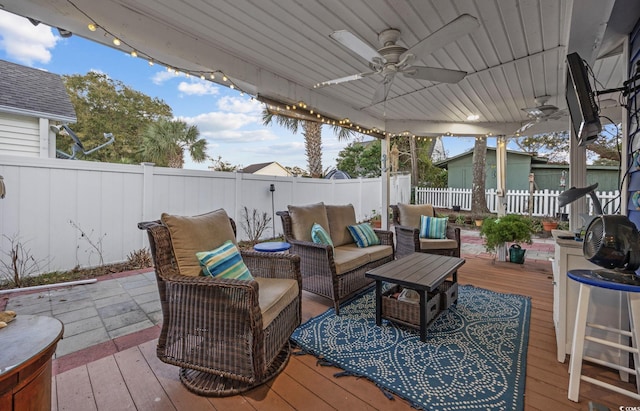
[479,214,533,252]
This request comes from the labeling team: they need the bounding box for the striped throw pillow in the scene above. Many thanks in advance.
[196,240,253,280]
[311,223,333,248]
[347,223,380,248]
[419,216,448,239]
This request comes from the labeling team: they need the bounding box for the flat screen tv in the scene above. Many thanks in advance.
[565,52,601,146]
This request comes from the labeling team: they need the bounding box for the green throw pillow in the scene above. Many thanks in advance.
[311,223,333,248]
[419,216,448,239]
[196,240,254,280]
[347,223,380,248]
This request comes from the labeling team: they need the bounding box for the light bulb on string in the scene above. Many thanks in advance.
[130,50,137,57]
[87,23,97,31]
[113,38,121,46]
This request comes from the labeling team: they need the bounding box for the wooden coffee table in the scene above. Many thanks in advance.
[365,253,465,341]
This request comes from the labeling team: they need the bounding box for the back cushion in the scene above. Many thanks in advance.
[288,202,329,242]
[397,203,435,228]
[326,204,357,246]
[161,208,236,277]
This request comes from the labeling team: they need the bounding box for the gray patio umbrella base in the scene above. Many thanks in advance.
[178,343,291,396]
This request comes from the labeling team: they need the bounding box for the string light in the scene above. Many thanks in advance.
[64,0,250,97]
[69,1,383,135]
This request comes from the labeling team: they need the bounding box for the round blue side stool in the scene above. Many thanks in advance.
[253,241,291,253]
[567,269,640,402]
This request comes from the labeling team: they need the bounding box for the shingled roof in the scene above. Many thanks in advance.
[0,59,76,122]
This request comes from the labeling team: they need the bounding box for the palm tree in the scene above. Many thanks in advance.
[142,120,207,168]
[262,110,356,178]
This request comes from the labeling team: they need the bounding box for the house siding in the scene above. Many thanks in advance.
[446,151,533,191]
[0,112,40,157]
[531,165,619,192]
[253,163,291,177]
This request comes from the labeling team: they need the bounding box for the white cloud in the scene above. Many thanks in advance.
[151,70,176,85]
[0,11,59,66]
[180,111,261,133]
[217,95,262,114]
[178,81,219,96]
[204,129,279,143]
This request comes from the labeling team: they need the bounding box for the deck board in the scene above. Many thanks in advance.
[52,257,636,410]
[86,355,137,410]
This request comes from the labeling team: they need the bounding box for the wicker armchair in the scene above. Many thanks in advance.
[391,203,461,259]
[138,211,301,397]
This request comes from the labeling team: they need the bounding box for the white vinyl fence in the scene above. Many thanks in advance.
[414,187,620,217]
[0,155,410,275]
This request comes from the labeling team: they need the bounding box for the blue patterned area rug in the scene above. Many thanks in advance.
[291,285,530,411]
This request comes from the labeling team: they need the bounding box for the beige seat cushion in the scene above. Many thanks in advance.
[364,244,394,261]
[255,277,299,329]
[161,209,236,277]
[333,246,371,275]
[326,204,357,246]
[419,238,459,250]
[340,243,393,262]
[288,202,329,242]
[397,203,435,227]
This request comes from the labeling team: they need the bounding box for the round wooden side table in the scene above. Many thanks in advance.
[0,315,64,411]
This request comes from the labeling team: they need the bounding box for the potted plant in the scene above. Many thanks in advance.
[473,214,486,227]
[479,214,533,262]
[368,210,382,229]
[542,218,559,232]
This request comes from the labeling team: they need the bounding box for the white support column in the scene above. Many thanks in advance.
[496,135,507,216]
[381,135,390,229]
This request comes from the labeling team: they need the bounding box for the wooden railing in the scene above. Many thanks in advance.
[414,187,621,217]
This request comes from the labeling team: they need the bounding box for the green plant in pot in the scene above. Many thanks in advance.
[479,214,533,256]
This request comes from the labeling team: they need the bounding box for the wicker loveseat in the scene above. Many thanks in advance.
[391,203,461,259]
[277,202,394,314]
[138,208,301,396]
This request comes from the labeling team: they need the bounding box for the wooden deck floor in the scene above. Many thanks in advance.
[52,257,636,410]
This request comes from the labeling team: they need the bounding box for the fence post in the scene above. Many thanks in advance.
[141,162,155,222]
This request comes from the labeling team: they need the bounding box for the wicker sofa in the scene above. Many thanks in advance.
[391,203,461,259]
[277,202,394,314]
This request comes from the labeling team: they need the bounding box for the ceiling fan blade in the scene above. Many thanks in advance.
[372,73,395,105]
[316,72,376,87]
[402,66,467,83]
[516,121,536,135]
[405,14,480,60]
[329,30,383,63]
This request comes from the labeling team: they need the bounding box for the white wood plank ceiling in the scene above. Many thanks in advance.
[0,0,635,137]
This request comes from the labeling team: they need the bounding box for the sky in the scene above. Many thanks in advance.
[0,10,482,171]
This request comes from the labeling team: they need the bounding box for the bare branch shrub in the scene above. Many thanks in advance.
[69,220,107,267]
[127,248,153,269]
[0,234,49,288]
[239,206,272,244]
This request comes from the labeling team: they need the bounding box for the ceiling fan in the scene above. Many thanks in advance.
[516,96,567,135]
[316,14,480,104]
